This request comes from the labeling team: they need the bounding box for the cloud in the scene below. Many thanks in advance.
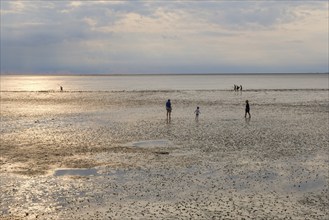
[83,17,98,27]
[69,1,83,8]
[1,1,328,74]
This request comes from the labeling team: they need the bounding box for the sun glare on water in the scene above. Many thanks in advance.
[1,75,62,92]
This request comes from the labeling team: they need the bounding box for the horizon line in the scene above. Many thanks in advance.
[1,72,328,76]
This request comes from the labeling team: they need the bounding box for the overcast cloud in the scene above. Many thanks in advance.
[1,0,328,74]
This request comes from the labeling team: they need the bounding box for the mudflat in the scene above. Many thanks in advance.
[0,90,328,219]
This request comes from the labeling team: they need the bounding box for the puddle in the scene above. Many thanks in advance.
[287,178,327,192]
[54,168,100,177]
[126,139,174,148]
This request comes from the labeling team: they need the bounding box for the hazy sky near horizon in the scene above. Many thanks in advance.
[1,0,328,74]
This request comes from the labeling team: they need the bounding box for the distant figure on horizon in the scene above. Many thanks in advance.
[240,85,243,91]
[194,106,201,120]
[236,85,240,91]
[60,86,63,92]
[245,100,251,118]
[234,85,237,91]
[166,99,172,120]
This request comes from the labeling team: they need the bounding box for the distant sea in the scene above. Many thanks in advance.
[0,74,328,91]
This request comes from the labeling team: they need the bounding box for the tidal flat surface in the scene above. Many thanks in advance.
[0,90,328,219]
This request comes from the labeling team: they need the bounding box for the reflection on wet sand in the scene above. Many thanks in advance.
[245,117,251,125]
[0,90,328,219]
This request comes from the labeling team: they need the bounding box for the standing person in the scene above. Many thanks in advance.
[240,85,243,91]
[194,106,201,120]
[60,86,63,92]
[245,100,251,118]
[166,99,172,120]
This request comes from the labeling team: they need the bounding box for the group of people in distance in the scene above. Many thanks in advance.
[234,84,243,91]
[165,99,251,121]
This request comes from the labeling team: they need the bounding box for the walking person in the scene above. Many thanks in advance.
[166,99,172,120]
[245,100,251,118]
[194,106,201,121]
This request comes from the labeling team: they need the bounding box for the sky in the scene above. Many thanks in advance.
[1,0,328,74]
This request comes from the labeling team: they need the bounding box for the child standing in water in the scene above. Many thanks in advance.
[194,106,201,119]
[245,100,251,118]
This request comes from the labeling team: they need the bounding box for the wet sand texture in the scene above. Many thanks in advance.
[0,90,328,219]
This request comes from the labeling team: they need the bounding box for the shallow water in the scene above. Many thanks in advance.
[54,168,100,177]
[1,74,328,91]
[0,89,328,219]
[127,139,174,148]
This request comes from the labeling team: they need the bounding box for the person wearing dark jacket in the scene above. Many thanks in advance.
[166,99,172,119]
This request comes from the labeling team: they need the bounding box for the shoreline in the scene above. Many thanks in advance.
[1,88,328,93]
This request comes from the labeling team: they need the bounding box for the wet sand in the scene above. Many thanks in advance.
[0,90,328,219]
